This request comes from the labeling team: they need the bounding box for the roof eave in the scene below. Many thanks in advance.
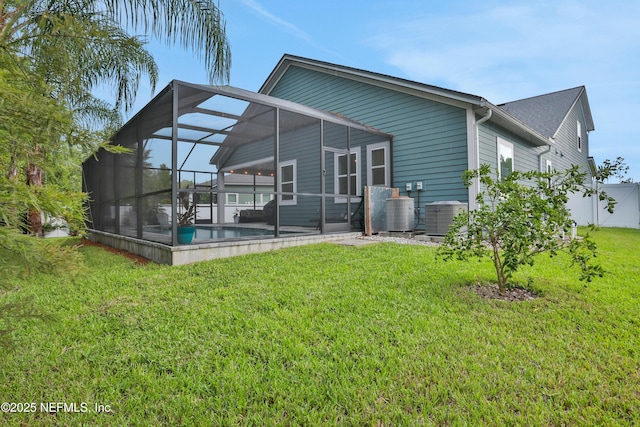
[261,54,486,108]
[479,104,552,147]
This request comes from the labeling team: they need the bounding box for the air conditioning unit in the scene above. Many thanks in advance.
[425,201,467,235]
[386,197,414,231]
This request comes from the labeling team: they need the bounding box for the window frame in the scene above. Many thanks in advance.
[577,120,582,152]
[278,160,297,206]
[546,159,553,187]
[225,193,239,204]
[366,141,391,187]
[497,137,514,180]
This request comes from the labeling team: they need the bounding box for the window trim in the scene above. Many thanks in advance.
[225,193,239,204]
[546,159,553,187]
[278,160,297,206]
[577,120,582,152]
[497,137,514,180]
[366,141,391,187]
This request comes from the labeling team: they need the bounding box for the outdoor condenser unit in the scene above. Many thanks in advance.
[386,197,415,232]
[425,201,467,235]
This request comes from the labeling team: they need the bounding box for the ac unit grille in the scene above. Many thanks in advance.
[386,198,414,231]
[425,202,467,235]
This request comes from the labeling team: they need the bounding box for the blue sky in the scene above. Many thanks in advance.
[128,0,640,182]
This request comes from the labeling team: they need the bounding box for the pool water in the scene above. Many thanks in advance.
[192,226,279,239]
[144,225,296,241]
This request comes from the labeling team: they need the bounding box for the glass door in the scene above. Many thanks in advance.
[322,147,351,233]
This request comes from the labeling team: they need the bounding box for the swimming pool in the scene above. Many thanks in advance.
[192,226,280,239]
[146,226,290,240]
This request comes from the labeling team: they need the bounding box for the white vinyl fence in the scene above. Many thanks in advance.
[568,182,640,228]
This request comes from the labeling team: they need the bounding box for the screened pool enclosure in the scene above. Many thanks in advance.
[83,81,392,247]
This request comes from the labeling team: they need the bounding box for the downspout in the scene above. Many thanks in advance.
[537,143,552,172]
[475,108,493,163]
[471,108,492,209]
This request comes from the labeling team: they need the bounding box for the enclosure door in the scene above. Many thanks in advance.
[322,148,351,233]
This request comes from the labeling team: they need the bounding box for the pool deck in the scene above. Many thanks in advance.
[88,229,363,265]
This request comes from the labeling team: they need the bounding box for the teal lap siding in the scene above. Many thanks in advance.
[269,66,470,203]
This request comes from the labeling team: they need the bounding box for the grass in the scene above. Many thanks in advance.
[1,228,639,425]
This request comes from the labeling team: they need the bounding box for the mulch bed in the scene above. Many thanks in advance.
[470,283,538,301]
[79,239,149,265]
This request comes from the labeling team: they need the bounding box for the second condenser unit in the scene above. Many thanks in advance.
[424,201,467,235]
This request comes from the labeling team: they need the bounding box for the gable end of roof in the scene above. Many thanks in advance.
[260,54,487,108]
[498,86,594,139]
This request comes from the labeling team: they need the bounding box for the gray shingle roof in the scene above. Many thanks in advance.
[498,87,590,139]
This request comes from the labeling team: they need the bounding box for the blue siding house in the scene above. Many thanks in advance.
[82,57,598,263]
[256,55,594,215]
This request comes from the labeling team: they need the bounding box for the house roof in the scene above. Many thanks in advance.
[261,54,593,147]
[499,86,594,139]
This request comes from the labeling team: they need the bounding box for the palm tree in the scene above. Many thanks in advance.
[0,0,231,235]
[2,0,230,110]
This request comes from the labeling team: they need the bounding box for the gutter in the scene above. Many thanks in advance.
[487,102,551,147]
[476,108,493,126]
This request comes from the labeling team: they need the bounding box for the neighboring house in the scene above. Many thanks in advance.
[208,173,274,207]
[200,173,274,223]
[249,54,594,225]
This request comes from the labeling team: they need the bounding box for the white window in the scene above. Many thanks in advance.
[367,142,390,187]
[577,121,582,152]
[335,148,361,202]
[225,193,238,204]
[497,138,514,180]
[279,160,296,205]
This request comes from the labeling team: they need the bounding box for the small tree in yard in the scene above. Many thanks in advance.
[439,164,616,294]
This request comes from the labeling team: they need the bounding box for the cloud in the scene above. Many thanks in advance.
[367,1,640,102]
[235,0,343,58]
[364,0,640,180]
[236,0,312,42]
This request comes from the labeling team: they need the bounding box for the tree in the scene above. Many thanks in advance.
[0,61,89,345]
[438,164,616,294]
[1,0,230,99]
[598,157,633,183]
[1,0,231,344]
[1,0,231,236]
[0,56,94,256]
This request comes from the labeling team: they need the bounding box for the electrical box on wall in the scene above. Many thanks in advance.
[406,182,412,192]
[416,181,423,191]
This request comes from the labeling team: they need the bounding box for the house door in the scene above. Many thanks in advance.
[322,148,351,233]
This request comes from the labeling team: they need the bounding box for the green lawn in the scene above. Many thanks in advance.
[1,228,639,426]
